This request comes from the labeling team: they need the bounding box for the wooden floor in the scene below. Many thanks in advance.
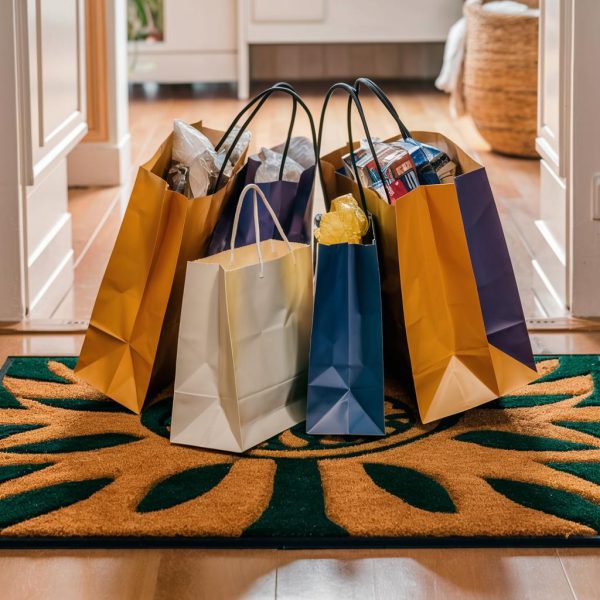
[1,82,599,599]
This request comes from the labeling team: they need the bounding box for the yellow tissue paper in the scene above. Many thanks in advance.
[314,194,368,245]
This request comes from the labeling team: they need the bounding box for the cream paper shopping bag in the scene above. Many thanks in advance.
[170,184,313,453]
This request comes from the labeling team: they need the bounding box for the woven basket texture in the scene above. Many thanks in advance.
[464,0,539,157]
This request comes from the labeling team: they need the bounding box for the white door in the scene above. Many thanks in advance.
[535,0,600,317]
[0,0,87,320]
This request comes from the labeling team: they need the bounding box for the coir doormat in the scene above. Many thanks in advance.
[1,355,600,549]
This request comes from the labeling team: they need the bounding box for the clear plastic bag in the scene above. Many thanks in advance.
[272,136,315,169]
[219,126,252,167]
[172,120,252,196]
[172,120,223,196]
[254,147,304,183]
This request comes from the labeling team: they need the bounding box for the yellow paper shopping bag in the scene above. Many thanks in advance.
[75,124,247,413]
[394,183,534,422]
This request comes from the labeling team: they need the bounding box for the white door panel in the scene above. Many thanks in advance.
[25,0,87,181]
[39,0,82,141]
[0,0,86,320]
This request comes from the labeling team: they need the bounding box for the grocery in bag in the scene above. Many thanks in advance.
[171,184,313,452]
[169,119,251,197]
[208,84,317,255]
[75,121,249,413]
[320,78,537,423]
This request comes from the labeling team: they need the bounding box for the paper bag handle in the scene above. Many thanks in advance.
[214,83,318,190]
[230,184,295,278]
[353,78,412,140]
[317,82,389,209]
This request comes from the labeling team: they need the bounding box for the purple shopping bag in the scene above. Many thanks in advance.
[455,166,536,370]
[208,84,317,256]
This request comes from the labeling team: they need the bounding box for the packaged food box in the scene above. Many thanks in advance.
[342,142,419,204]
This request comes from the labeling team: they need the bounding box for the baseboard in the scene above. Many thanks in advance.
[67,134,131,187]
[527,316,600,332]
[0,318,88,334]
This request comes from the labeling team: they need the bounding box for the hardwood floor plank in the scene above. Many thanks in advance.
[274,549,576,600]
[557,549,600,600]
[0,550,161,600]
[0,549,279,600]
[152,550,277,600]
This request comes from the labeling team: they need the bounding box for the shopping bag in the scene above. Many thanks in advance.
[171,184,313,452]
[75,123,247,413]
[307,221,384,436]
[320,80,536,423]
[207,85,317,255]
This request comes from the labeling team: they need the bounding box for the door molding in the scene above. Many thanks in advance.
[84,0,109,142]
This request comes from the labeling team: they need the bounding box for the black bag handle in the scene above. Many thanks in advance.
[353,77,412,140]
[317,82,390,210]
[213,83,317,191]
[217,82,297,183]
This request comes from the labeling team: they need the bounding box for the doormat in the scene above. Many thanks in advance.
[1,355,600,549]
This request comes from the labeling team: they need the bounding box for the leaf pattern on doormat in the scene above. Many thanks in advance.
[0,355,600,540]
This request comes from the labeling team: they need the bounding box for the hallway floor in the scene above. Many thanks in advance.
[0,83,596,599]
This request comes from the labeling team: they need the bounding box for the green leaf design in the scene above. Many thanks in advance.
[0,463,53,484]
[547,462,600,486]
[137,464,232,513]
[534,355,599,384]
[0,387,24,410]
[33,398,129,413]
[6,357,77,383]
[487,478,600,532]
[4,433,141,454]
[140,397,172,439]
[0,477,112,529]
[486,394,570,409]
[364,463,456,513]
[0,423,45,441]
[534,355,600,407]
[455,430,593,451]
[243,459,348,537]
[554,421,600,440]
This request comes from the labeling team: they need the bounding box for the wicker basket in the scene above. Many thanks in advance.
[464,0,539,157]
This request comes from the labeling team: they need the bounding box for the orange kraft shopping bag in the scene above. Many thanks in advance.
[75,123,247,413]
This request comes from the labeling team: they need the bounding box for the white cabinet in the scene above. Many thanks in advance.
[127,0,461,98]
[128,0,237,83]
[0,0,87,320]
[237,0,462,98]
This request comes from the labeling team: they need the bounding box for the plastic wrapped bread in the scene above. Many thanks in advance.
[272,136,315,169]
[219,126,252,166]
[254,147,304,183]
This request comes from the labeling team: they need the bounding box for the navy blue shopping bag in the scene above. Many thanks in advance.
[207,84,317,256]
[307,235,385,436]
[307,82,385,436]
